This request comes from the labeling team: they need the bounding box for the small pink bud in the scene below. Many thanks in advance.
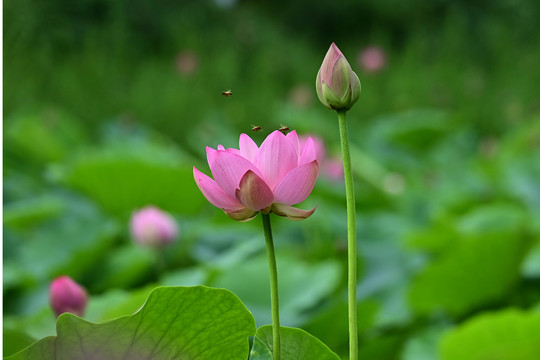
[316,43,361,111]
[50,276,88,317]
[130,206,179,247]
[358,46,387,73]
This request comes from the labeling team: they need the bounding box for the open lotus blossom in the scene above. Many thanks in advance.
[193,130,319,221]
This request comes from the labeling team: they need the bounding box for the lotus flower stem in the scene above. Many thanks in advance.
[337,110,358,360]
[261,213,281,360]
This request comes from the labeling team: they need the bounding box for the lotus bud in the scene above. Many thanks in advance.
[50,276,88,317]
[316,43,361,111]
[130,206,179,247]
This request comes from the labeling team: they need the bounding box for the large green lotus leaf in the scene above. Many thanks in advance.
[4,337,57,360]
[250,326,340,360]
[409,231,530,316]
[440,309,540,360]
[6,286,256,360]
[249,337,273,360]
[3,306,57,342]
[3,329,36,357]
[60,145,205,216]
[84,286,155,323]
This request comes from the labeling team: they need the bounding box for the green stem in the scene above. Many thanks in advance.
[262,213,281,360]
[337,110,358,360]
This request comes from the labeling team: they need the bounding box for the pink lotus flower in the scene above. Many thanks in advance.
[193,130,319,221]
[50,276,88,317]
[130,206,178,246]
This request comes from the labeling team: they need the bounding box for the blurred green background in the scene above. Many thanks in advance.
[4,0,540,359]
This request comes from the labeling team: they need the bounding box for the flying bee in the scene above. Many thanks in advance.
[221,90,232,98]
[251,125,262,132]
[278,124,290,134]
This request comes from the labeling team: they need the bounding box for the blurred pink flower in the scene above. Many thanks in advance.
[193,130,319,221]
[131,206,178,246]
[50,276,88,317]
[289,84,313,108]
[358,46,387,73]
[299,134,344,181]
[324,157,345,181]
[175,50,198,75]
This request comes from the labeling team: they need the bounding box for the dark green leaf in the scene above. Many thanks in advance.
[409,231,531,316]
[62,146,205,216]
[440,309,540,360]
[2,329,36,357]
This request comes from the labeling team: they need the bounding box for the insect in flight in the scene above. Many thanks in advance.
[251,125,262,132]
[221,90,232,98]
[278,124,290,134]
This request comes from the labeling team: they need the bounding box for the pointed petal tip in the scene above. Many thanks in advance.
[271,203,317,221]
[273,160,319,205]
[225,208,258,222]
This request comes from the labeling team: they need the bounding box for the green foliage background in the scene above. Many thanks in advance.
[4,0,540,358]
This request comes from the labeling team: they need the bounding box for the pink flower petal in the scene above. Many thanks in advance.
[271,203,317,220]
[226,148,241,156]
[239,133,258,162]
[286,130,299,158]
[209,151,263,198]
[193,167,243,209]
[273,160,319,205]
[206,146,217,167]
[299,137,318,166]
[235,170,274,211]
[225,207,259,222]
[320,43,343,88]
[254,130,298,189]
[218,145,225,151]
